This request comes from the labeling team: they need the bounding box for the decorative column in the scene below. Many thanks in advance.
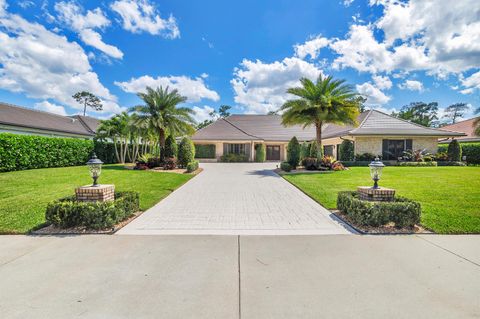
[250,141,255,162]
[76,184,115,202]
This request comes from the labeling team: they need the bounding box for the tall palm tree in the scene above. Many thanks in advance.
[281,75,361,151]
[131,86,195,159]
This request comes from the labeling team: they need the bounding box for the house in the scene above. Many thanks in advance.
[191,110,465,161]
[439,117,479,144]
[0,102,100,139]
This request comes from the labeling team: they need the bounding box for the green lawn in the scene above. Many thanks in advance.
[0,165,193,234]
[283,167,480,234]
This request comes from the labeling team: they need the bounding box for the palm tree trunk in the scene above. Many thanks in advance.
[159,129,166,161]
[315,121,323,149]
[113,137,120,163]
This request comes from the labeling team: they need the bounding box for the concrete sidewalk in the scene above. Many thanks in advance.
[0,235,479,318]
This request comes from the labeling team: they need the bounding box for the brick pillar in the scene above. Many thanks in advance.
[75,184,115,202]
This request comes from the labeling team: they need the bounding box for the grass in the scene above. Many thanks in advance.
[0,165,193,234]
[283,167,480,234]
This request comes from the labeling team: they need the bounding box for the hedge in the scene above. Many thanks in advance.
[0,133,94,172]
[439,142,480,164]
[398,161,437,167]
[45,191,139,230]
[339,140,354,161]
[220,153,248,162]
[195,144,216,159]
[280,161,292,172]
[255,144,266,162]
[186,160,199,172]
[178,137,195,167]
[287,137,301,168]
[337,191,421,228]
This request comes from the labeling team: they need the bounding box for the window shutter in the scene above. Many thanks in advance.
[382,139,388,159]
[406,139,413,151]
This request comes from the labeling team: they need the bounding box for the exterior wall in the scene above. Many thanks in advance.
[193,140,288,162]
[0,124,93,139]
[322,137,350,159]
[263,141,288,161]
[354,136,440,157]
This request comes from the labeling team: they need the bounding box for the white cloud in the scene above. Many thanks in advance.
[372,75,392,90]
[34,101,67,116]
[192,105,216,123]
[18,1,35,9]
[110,0,179,38]
[398,80,424,92]
[0,9,122,114]
[54,1,123,59]
[356,82,391,105]
[460,71,480,93]
[294,35,329,60]
[343,0,354,7]
[231,57,324,114]
[0,0,6,16]
[115,75,220,102]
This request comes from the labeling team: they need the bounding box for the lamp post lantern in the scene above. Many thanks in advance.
[368,157,385,189]
[86,153,103,187]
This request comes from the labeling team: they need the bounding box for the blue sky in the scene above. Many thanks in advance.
[0,0,479,123]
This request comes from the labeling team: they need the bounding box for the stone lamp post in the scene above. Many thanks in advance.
[76,153,115,202]
[358,157,395,202]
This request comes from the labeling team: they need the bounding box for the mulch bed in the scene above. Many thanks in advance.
[332,210,433,234]
[30,211,144,235]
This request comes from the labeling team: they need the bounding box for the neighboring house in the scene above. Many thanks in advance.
[192,110,465,161]
[0,102,100,139]
[439,117,480,143]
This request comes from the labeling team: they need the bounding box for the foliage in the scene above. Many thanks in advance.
[280,161,292,172]
[320,155,335,167]
[220,153,248,162]
[218,105,232,118]
[255,144,266,162]
[339,140,354,161]
[398,161,437,167]
[178,137,195,167]
[72,91,102,116]
[337,191,421,228]
[403,149,432,162]
[281,75,360,150]
[391,102,439,127]
[94,141,119,164]
[443,103,469,124]
[447,139,462,162]
[287,136,301,168]
[0,133,93,172]
[195,144,216,159]
[45,192,139,230]
[355,153,376,161]
[331,161,346,171]
[163,157,177,170]
[309,141,323,160]
[439,142,480,164]
[434,151,449,161]
[186,160,199,173]
[131,86,196,160]
[300,142,310,161]
[302,157,318,170]
[436,161,466,166]
[283,166,480,234]
[137,153,154,164]
[164,135,178,158]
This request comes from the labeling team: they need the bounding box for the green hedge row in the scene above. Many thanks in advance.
[398,161,437,167]
[438,142,480,164]
[46,191,139,230]
[337,191,421,228]
[194,144,216,159]
[0,133,94,172]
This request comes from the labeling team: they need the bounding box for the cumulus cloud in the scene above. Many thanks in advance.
[54,1,123,59]
[398,80,424,92]
[460,71,480,94]
[34,101,67,116]
[115,75,220,102]
[231,57,323,114]
[0,9,122,114]
[192,105,216,123]
[110,0,179,38]
[294,35,329,60]
[356,82,391,105]
[372,75,392,90]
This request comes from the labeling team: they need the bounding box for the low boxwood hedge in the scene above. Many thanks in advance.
[45,191,139,230]
[398,161,437,167]
[186,160,199,172]
[337,191,421,228]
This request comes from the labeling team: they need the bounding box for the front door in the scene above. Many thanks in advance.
[266,145,280,160]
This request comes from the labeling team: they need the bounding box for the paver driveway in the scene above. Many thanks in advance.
[118,163,351,235]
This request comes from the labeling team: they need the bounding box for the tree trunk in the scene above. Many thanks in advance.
[113,137,120,163]
[159,128,166,161]
[83,100,87,116]
[315,121,323,149]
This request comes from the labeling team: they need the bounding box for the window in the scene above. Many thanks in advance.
[382,139,412,160]
[225,143,246,155]
[324,145,334,157]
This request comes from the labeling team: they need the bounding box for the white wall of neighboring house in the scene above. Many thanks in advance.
[0,124,93,139]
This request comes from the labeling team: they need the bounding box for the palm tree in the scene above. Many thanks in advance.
[281,75,361,151]
[131,86,195,159]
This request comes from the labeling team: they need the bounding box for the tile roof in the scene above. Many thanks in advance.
[192,110,465,141]
[439,117,479,142]
[70,115,100,134]
[0,102,96,136]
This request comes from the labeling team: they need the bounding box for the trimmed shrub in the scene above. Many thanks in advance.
[437,161,466,166]
[178,137,195,167]
[447,139,462,162]
[186,160,199,173]
[94,141,118,164]
[0,133,94,172]
[300,142,310,161]
[355,152,376,161]
[45,191,139,230]
[163,157,176,170]
[255,144,266,162]
[309,141,323,160]
[339,140,354,161]
[302,157,318,170]
[287,136,301,168]
[337,191,421,228]
[280,161,292,172]
[398,161,437,167]
[195,144,216,159]
[220,153,248,162]
[164,135,178,159]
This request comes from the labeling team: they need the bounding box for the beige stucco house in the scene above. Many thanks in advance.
[192,110,465,162]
